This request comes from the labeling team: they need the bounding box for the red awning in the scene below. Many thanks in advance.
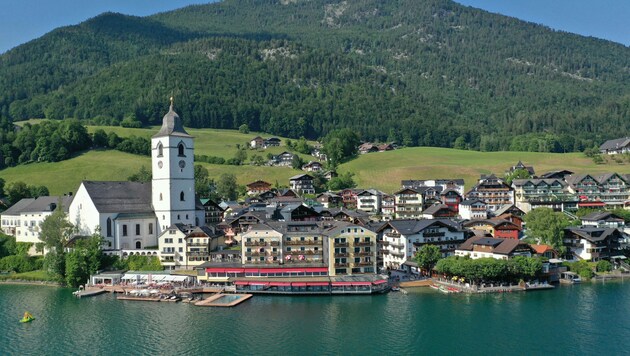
[306,282,330,286]
[258,269,286,274]
[249,282,269,286]
[331,281,355,286]
[234,281,249,285]
[225,269,245,273]
[205,268,226,273]
[243,268,260,273]
[352,282,372,286]
[269,282,291,287]
[372,279,388,285]
[578,202,606,207]
[292,283,307,287]
[303,267,328,273]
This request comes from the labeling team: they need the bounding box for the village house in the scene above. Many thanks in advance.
[565,173,630,209]
[356,189,384,214]
[302,161,323,172]
[458,199,487,220]
[381,195,395,220]
[401,179,466,196]
[511,178,576,213]
[462,218,521,240]
[378,219,468,270]
[316,192,342,208]
[466,174,514,212]
[531,244,559,259]
[440,189,463,213]
[201,199,224,225]
[563,226,627,261]
[2,195,73,255]
[507,160,536,177]
[289,174,315,195]
[272,151,296,166]
[324,221,378,276]
[421,204,456,219]
[264,137,281,147]
[599,137,630,155]
[340,188,362,209]
[246,180,272,195]
[358,143,378,154]
[250,136,264,149]
[455,236,535,260]
[393,188,424,219]
[580,211,626,228]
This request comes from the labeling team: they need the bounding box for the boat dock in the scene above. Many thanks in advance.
[73,289,107,298]
[195,293,252,307]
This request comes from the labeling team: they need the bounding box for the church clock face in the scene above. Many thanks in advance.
[179,160,186,169]
[157,161,163,169]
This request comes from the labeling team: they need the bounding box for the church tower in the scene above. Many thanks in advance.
[152,98,196,232]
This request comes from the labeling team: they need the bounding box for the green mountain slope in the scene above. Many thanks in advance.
[1,0,629,152]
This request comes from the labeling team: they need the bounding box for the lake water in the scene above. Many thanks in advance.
[2,281,630,355]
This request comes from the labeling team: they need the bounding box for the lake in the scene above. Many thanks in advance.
[2,280,630,355]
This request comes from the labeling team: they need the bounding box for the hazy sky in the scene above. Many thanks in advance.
[0,0,628,54]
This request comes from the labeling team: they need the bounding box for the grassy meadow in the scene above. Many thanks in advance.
[2,126,630,195]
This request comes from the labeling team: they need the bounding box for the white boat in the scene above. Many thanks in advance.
[560,271,582,284]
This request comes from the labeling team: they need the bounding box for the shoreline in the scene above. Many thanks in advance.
[0,279,60,287]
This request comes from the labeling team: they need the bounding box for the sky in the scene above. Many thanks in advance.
[0,0,628,54]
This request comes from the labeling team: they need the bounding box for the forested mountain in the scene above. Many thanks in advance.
[1,0,629,152]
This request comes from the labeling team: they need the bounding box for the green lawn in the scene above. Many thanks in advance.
[0,270,56,282]
[2,126,628,195]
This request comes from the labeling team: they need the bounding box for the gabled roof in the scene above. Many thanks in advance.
[565,226,622,243]
[539,170,574,179]
[1,198,36,215]
[422,204,451,215]
[289,174,313,181]
[457,235,528,255]
[246,180,272,188]
[581,211,624,222]
[82,181,152,214]
[394,188,419,195]
[460,199,486,206]
[531,244,556,255]
[378,219,462,235]
[511,178,566,188]
[600,137,630,151]
[494,204,524,217]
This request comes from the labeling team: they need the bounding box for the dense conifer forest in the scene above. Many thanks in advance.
[0,0,628,156]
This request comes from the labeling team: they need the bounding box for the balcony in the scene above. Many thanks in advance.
[334,242,349,247]
[335,263,349,267]
[385,232,401,238]
[335,252,349,257]
[187,251,209,257]
[244,251,261,256]
[161,250,175,255]
[357,261,373,266]
[285,240,319,246]
[381,240,390,246]
[423,232,445,238]
[187,242,208,247]
[355,241,373,246]
[390,243,404,249]
[245,241,267,246]
[356,251,372,256]
[270,241,280,246]
[391,252,404,258]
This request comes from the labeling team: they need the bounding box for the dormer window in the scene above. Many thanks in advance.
[157,142,163,157]
[178,142,185,157]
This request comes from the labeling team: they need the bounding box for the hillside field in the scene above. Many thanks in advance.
[1,127,629,195]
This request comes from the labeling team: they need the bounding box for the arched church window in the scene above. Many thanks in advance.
[106,218,112,237]
[157,142,163,157]
[180,191,185,201]
[136,241,142,249]
[160,193,163,201]
[178,143,185,157]
[148,223,153,235]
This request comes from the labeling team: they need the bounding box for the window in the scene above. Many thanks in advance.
[178,238,183,244]
[135,241,141,249]
[157,142,163,157]
[178,143,185,156]
[136,224,140,235]
[179,247,183,253]
[180,192,185,201]
[159,193,163,201]
[148,223,153,235]
[106,218,112,237]
[122,225,128,236]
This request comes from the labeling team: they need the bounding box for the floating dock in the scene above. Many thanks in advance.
[195,293,252,307]
[73,289,107,298]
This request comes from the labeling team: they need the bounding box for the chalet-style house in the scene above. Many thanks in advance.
[246,180,273,195]
[289,174,315,195]
[378,219,468,269]
[401,179,465,196]
[462,218,521,240]
[440,189,463,213]
[250,136,264,149]
[600,137,630,155]
[356,189,384,214]
[458,199,487,220]
[565,173,630,208]
[393,188,424,219]
[421,204,456,219]
[201,199,225,225]
[466,175,514,212]
[563,227,627,261]
[264,137,281,147]
[455,236,534,260]
[580,212,626,228]
[340,188,362,209]
[316,192,342,208]
[507,161,536,176]
[302,161,323,172]
[531,244,559,259]
[539,170,574,180]
[272,152,296,166]
[159,224,224,270]
[511,178,576,213]
[359,143,378,154]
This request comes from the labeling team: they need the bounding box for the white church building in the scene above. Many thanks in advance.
[68,100,205,256]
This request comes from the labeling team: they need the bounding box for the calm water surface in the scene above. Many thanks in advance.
[2,281,630,355]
